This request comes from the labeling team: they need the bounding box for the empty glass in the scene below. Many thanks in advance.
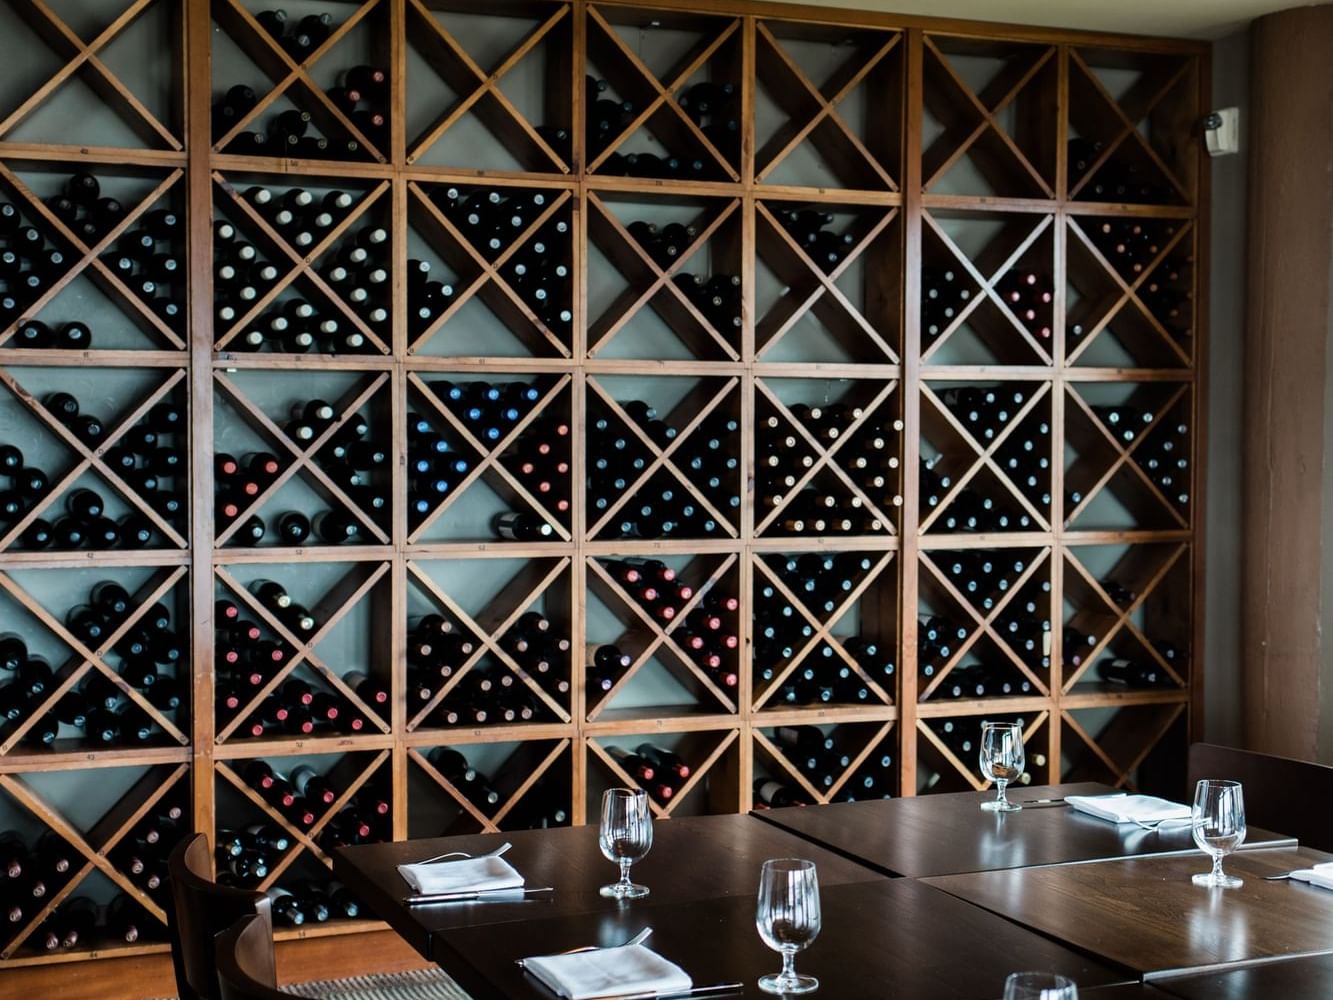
[598,787,653,899]
[1004,972,1079,999]
[756,858,821,995]
[1191,779,1246,888]
[979,721,1025,812]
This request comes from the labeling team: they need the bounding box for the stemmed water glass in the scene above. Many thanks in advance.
[1003,972,1079,999]
[1191,779,1246,888]
[755,858,821,995]
[598,787,653,899]
[979,721,1025,812]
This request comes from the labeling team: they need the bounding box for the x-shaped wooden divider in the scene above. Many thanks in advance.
[1066,218,1193,368]
[405,372,573,544]
[585,8,741,181]
[585,377,740,540]
[212,370,391,547]
[0,763,187,956]
[0,0,182,149]
[1064,382,1191,529]
[750,550,896,712]
[407,181,574,358]
[753,719,896,805]
[585,553,740,719]
[0,162,186,349]
[212,0,388,162]
[408,739,570,832]
[0,366,189,549]
[0,566,189,754]
[589,728,740,820]
[916,547,1053,700]
[1061,700,1186,789]
[405,0,571,171]
[404,557,574,731]
[755,24,900,190]
[920,211,1054,365]
[213,562,392,742]
[922,39,1055,196]
[1061,543,1189,691]
[753,379,901,537]
[1068,51,1193,204]
[213,175,392,355]
[755,201,900,361]
[918,382,1052,533]
[918,711,1047,791]
[216,748,390,882]
[587,194,742,361]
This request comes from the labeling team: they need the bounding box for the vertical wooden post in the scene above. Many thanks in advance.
[1241,5,1333,759]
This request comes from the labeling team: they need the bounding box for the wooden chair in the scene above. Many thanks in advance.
[215,914,287,1000]
[166,833,272,1000]
[1188,742,1333,851]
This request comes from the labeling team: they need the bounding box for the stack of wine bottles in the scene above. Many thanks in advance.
[1068,137,1174,204]
[214,587,374,738]
[604,558,739,690]
[253,9,338,60]
[18,892,157,953]
[623,218,742,334]
[229,760,389,852]
[996,269,1053,340]
[1083,215,1190,316]
[13,319,93,350]
[922,264,973,345]
[772,206,856,271]
[264,882,365,927]
[753,553,893,706]
[404,256,454,340]
[238,180,357,251]
[765,725,895,802]
[1088,401,1190,508]
[212,217,278,336]
[1096,656,1172,689]
[589,398,738,539]
[45,171,124,245]
[503,410,571,526]
[605,742,693,806]
[0,199,68,327]
[110,799,188,903]
[324,223,390,331]
[588,76,725,178]
[425,747,570,828]
[98,193,184,327]
[934,549,1046,612]
[408,611,561,727]
[677,81,740,159]
[406,408,471,532]
[327,65,390,150]
[427,186,573,332]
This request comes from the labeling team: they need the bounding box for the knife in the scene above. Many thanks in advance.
[578,983,744,1000]
[405,885,553,905]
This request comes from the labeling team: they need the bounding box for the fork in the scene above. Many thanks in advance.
[416,841,513,865]
[517,927,653,968]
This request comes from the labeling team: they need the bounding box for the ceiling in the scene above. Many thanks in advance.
[775,0,1307,38]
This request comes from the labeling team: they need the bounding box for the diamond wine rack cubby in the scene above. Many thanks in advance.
[0,0,1208,973]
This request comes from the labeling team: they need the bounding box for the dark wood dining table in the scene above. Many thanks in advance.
[431,877,1138,1000]
[925,845,1333,977]
[332,812,883,961]
[1151,953,1333,999]
[753,782,1298,877]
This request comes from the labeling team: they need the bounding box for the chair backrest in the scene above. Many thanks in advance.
[216,914,290,1000]
[166,833,273,1000]
[1188,742,1333,851]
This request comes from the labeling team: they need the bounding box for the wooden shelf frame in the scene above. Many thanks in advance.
[0,0,1210,971]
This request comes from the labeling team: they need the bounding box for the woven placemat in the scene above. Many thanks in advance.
[283,967,470,999]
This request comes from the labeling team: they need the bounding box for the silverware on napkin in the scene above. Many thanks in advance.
[588,983,744,999]
[405,885,553,905]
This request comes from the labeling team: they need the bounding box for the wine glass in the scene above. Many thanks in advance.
[1191,779,1246,888]
[755,858,821,995]
[979,721,1025,812]
[1004,972,1079,999]
[598,787,652,899]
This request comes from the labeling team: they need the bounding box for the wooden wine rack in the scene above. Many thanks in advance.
[0,0,1208,973]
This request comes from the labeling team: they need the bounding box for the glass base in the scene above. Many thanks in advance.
[981,799,1022,813]
[759,972,819,995]
[1192,871,1242,889]
[599,881,650,899]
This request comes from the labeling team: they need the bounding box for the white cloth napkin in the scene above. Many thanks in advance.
[1065,793,1191,825]
[522,943,692,1000]
[397,855,524,895]
[1288,862,1333,890]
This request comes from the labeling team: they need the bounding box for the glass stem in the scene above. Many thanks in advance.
[618,859,633,889]
[1212,854,1225,880]
[995,778,1009,807]
[781,948,796,982]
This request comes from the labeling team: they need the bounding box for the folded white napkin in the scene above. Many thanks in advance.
[1066,793,1191,825]
[1288,862,1333,890]
[522,943,692,1000]
[397,855,524,896]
